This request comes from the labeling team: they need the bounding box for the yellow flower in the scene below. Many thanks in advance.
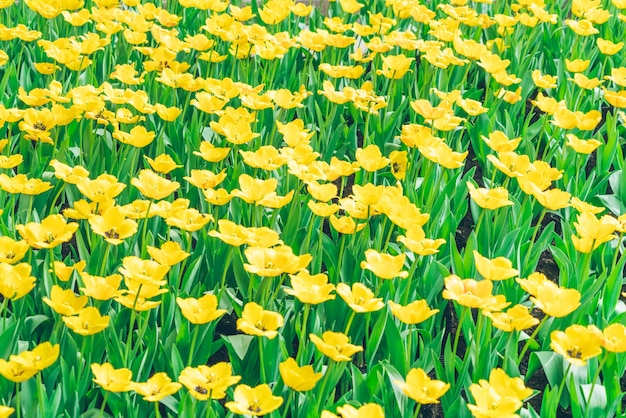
[309,331,363,362]
[532,188,571,211]
[603,88,626,108]
[377,54,414,79]
[395,368,449,404]
[467,182,513,210]
[165,208,213,232]
[602,323,626,353]
[284,271,335,305]
[241,146,289,170]
[360,249,408,279]
[279,358,322,392]
[112,125,156,148]
[329,215,366,234]
[184,169,227,190]
[236,302,284,339]
[231,174,278,204]
[0,237,29,264]
[0,359,38,382]
[88,206,138,245]
[529,281,581,318]
[0,174,53,195]
[144,154,182,174]
[355,145,389,172]
[467,369,532,418]
[531,70,558,89]
[119,256,170,286]
[388,300,439,325]
[483,305,539,332]
[76,173,126,203]
[0,263,36,301]
[42,285,88,316]
[193,141,230,163]
[565,58,590,73]
[481,130,521,153]
[225,384,283,416]
[322,403,385,418]
[565,134,602,154]
[179,363,241,400]
[389,150,408,180]
[91,363,133,393]
[597,38,624,55]
[565,19,599,36]
[50,260,86,282]
[397,227,446,255]
[79,273,122,301]
[176,294,226,325]
[147,241,189,266]
[62,307,110,336]
[442,275,509,311]
[473,251,518,281]
[244,245,311,277]
[550,325,603,366]
[336,282,385,313]
[131,372,182,402]
[131,169,180,200]
[11,341,59,371]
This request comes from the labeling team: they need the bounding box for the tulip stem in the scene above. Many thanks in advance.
[36,371,46,417]
[258,337,266,383]
[402,257,420,305]
[99,243,111,278]
[518,315,548,364]
[555,363,572,410]
[525,209,546,268]
[154,401,161,418]
[124,285,142,366]
[586,352,608,409]
[99,391,108,417]
[296,304,311,363]
[188,325,200,366]
[1,298,7,333]
[139,200,154,258]
[281,390,294,418]
[344,311,356,336]
[611,233,623,271]
[452,307,468,357]
[315,361,335,412]
[413,403,422,418]
[15,383,21,418]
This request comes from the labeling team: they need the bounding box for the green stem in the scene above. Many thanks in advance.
[280,390,294,418]
[474,311,484,378]
[124,285,142,365]
[36,372,46,417]
[188,325,200,366]
[555,363,573,410]
[154,401,161,418]
[518,315,548,363]
[413,403,422,418]
[344,310,357,336]
[15,383,21,418]
[296,304,311,363]
[98,243,111,277]
[139,200,154,258]
[610,233,623,270]
[315,361,334,412]
[402,257,420,304]
[586,352,609,409]
[258,337,266,383]
[453,307,469,356]
[99,391,109,417]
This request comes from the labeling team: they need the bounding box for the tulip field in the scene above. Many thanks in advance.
[0,0,625,416]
